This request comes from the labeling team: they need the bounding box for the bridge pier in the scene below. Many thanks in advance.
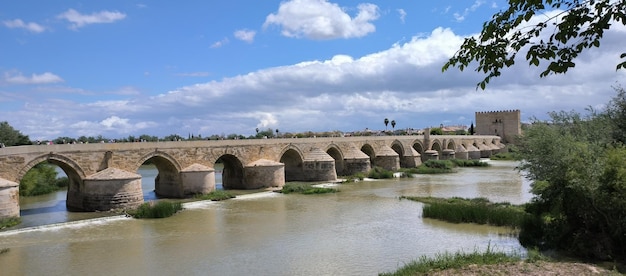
[0,178,19,218]
[374,145,400,171]
[181,164,216,195]
[342,146,371,175]
[302,148,337,182]
[423,150,439,161]
[441,149,455,160]
[70,168,144,211]
[466,145,481,160]
[244,159,284,189]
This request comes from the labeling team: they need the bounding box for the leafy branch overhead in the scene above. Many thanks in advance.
[442,0,626,89]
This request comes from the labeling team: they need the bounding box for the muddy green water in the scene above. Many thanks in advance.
[1,160,531,275]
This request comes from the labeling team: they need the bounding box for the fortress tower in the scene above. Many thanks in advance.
[475,110,521,143]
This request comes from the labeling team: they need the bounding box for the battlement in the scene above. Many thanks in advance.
[475,110,520,114]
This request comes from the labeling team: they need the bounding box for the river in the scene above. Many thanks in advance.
[0,160,531,275]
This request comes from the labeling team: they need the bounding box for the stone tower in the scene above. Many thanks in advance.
[475,110,521,143]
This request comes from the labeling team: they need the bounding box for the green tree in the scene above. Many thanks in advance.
[391,120,396,130]
[517,96,625,262]
[139,134,159,142]
[0,121,31,146]
[430,128,443,135]
[443,0,626,89]
[20,163,63,196]
[255,128,275,139]
[53,136,75,144]
[384,118,389,130]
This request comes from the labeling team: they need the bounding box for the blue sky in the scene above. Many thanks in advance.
[1,1,625,140]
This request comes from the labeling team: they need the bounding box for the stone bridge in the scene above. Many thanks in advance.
[0,134,503,219]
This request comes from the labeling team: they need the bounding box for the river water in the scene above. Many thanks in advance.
[1,160,531,276]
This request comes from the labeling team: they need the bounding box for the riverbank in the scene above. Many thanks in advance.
[427,261,621,275]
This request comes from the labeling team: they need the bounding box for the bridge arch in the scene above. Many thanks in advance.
[17,153,86,183]
[134,151,182,173]
[216,154,246,189]
[391,140,405,167]
[430,139,442,153]
[136,151,184,197]
[360,144,376,166]
[280,146,304,181]
[17,153,86,211]
[445,139,456,150]
[412,140,424,155]
[325,144,344,176]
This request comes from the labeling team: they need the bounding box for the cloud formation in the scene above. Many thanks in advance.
[263,0,380,39]
[2,71,64,85]
[2,20,624,140]
[234,29,256,43]
[57,9,126,29]
[3,19,46,33]
[453,0,486,22]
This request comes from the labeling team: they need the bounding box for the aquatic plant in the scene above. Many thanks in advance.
[193,190,236,201]
[278,183,337,194]
[0,217,20,230]
[368,167,394,179]
[378,244,520,275]
[128,200,183,219]
[402,196,527,228]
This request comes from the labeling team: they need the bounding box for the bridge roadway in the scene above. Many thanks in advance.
[0,134,503,218]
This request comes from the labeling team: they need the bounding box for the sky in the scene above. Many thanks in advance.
[1,0,625,140]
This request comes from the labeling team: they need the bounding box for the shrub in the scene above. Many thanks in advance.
[451,159,490,167]
[0,216,21,230]
[19,163,61,196]
[368,167,394,179]
[193,190,235,201]
[379,245,520,275]
[279,183,337,194]
[128,200,183,219]
[402,196,527,228]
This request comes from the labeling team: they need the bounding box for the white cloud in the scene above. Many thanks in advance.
[234,29,256,43]
[4,16,625,139]
[453,0,485,22]
[263,0,380,40]
[176,72,210,77]
[211,38,229,48]
[2,71,64,85]
[3,19,46,33]
[57,9,126,29]
[397,9,407,23]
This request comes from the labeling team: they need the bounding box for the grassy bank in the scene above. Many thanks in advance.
[193,190,236,201]
[379,247,521,276]
[403,159,490,175]
[0,217,21,230]
[402,196,527,228]
[127,200,183,219]
[278,183,338,194]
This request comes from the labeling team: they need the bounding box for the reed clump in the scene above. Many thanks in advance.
[378,245,520,276]
[193,190,236,201]
[368,166,394,179]
[0,217,20,230]
[278,183,337,194]
[402,196,527,228]
[128,200,183,219]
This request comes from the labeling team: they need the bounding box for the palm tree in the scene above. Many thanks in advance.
[391,120,396,131]
[384,118,389,130]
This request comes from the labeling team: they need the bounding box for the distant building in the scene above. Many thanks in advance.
[475,110,521,143]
